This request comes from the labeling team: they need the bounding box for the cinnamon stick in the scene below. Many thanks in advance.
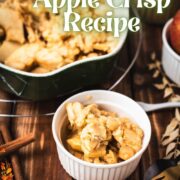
[0,133,35,157]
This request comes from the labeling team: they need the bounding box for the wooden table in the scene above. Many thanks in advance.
[0,23,177,180]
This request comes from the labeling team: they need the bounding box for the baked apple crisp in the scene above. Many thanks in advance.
[0,0,118,73]
[65,102,144,164]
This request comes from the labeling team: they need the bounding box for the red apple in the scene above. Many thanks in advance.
[169,10,180,55]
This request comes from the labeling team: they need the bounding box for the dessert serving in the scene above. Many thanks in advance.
[52,90,151,180]
[65,102,144,164]
[0,0,118,73]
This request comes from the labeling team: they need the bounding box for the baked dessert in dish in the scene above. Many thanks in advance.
[0,0,118,73]
[65,102,144,164]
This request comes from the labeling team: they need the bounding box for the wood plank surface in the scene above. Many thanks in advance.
[127,24,175,180]
[0,23,178,180]
[0,91,23,180]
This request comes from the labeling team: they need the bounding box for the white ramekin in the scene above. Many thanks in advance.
[162,19,180,85]
[52,90,151,180]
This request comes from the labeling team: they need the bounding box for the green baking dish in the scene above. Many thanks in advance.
[0,5,129,101]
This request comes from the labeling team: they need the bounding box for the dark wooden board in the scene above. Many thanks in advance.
[0,23,177,180]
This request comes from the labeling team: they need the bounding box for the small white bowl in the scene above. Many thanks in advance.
[162,19,180,85]
[52,90,151,180]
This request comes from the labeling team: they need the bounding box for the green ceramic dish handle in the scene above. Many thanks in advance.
[0,74,27,96]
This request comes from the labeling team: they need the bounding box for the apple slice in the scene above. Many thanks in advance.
[169,10,180,55]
